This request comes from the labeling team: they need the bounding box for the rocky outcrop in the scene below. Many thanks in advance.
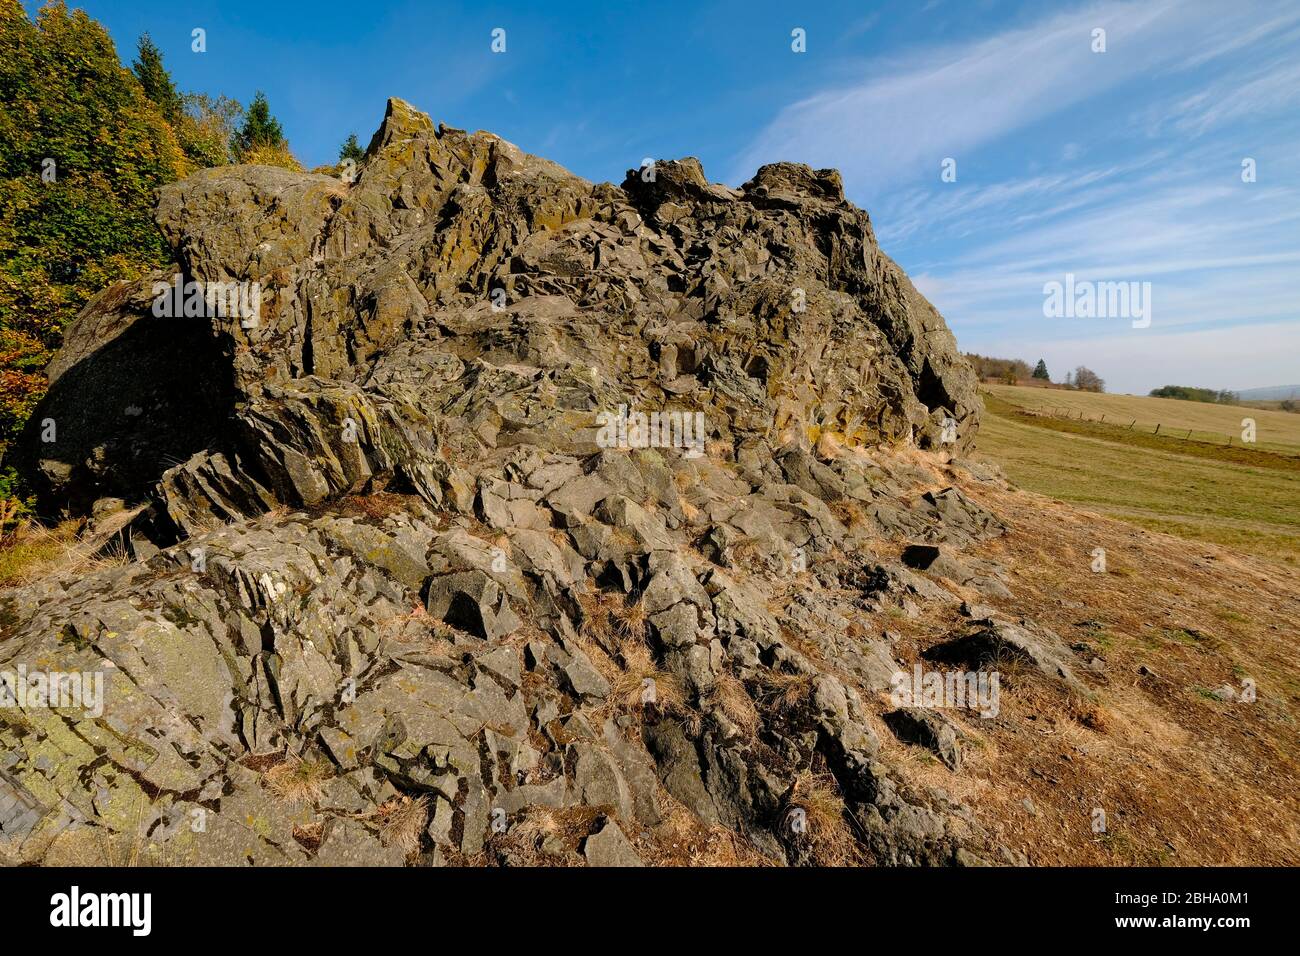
[0,99,1048,868]
[15,96,978,526]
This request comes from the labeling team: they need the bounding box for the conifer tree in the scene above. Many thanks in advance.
[132,32,181,121]
[232,90,285,157]
[339,133,364,162]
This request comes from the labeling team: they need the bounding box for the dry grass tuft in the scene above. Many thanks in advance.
[291,821,325,852]
[339,491,414,521]
[574,587,617,644]
[604,642,700,733]
[757,670,816,714]
[264,756,333,805]
[703,672,761,737]
[785,771,860,866]
[0,518,132,588]
[1066,693,1110,732]
[729,536,767,569]
[647,802,777,867]
[376,794,429,853]
[571,587,702,732]
[500,805,606,864]
[510,805,564,848]
[609,596,648,643]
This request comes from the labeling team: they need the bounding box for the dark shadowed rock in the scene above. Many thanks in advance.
[884,708,963,770]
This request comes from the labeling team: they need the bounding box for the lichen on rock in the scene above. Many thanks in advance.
[1,98,1030,868]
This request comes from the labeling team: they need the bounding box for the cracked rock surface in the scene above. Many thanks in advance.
[1,98,1062,867]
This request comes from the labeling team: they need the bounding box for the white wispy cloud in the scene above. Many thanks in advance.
[731,0,1300,393]
[729,0,1196,185]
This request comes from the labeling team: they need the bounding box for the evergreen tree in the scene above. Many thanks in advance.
[1032,359,1050,381]
[339,132,364,162]
[132,32,181,121]
[232,90,285,157]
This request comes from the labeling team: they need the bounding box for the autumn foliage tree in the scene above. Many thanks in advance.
[0,4,308,456]
[0,0,190,447]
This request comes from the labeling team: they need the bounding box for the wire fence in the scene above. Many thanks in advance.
[1044,407,1247,446]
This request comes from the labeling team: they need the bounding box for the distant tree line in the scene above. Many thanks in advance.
[965,353,1104,392]
[965,353,1033,384]
[1149,385,1239,404]
[1065,367,1104,392]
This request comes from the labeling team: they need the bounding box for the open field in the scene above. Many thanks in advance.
[976,389,1300,567]
[942,479,1300,865]
[984,383,1300,455]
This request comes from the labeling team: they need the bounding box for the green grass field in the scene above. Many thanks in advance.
[983,383,1300,455]
[977,385,1300,566]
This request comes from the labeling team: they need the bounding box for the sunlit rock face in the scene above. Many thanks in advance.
[2,99,1007,870]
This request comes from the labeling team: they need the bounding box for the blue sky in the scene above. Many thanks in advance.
[54,0,1300,394]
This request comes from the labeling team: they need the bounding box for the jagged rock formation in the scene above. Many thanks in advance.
[16,96,978,525]
[0,99,1039,867]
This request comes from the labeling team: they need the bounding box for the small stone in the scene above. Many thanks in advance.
[582,820,643,867]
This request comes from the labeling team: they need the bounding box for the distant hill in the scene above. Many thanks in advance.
[1235,384,1300,400]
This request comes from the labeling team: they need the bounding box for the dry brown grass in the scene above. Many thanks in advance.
[609,595,648,643]
[757,670,815,714]
[497,805,606,864]
[602,643,700,735]
[642,802,777,867]
[934,474,1300,865]
[337,491,417,521]
[510,805,565,848]
[378,602,458,644]
[264,756,333,806]
[703,672,761,737]
[705,439,733,461]
[570,585,701,731]
[376,794,429,854]
[566,631,623,691]
[0,518,132,588]
[784,771,860,866]
[729,536,767,569]
[291,821,325,853]
[574,587,617,644]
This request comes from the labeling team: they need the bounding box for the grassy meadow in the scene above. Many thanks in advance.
[982,383,1300,454]
[977,385,1300,566]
